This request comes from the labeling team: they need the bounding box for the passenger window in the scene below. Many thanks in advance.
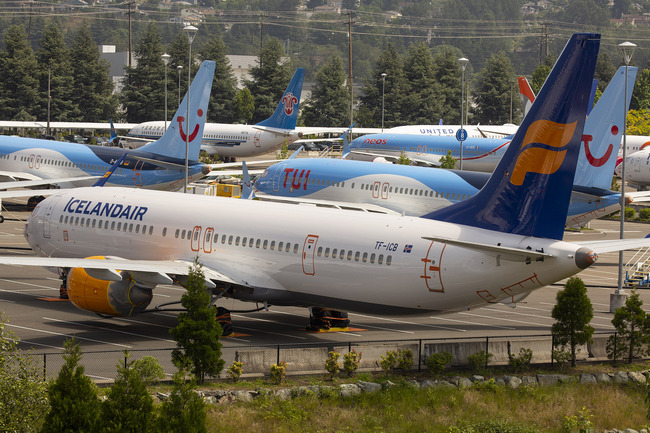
[175,229,179,238]
[129,223,133,232]
[80,218,85,226]
[59,215,63,223]
[387,255,392,265]
[347,251,352,260]
[325,247,330,257]
[278,241,284,251]
[149,226,153,235]
[378,254,384,265]
[355,252,360,261]
[362,252,368,263]
[332,248,337,257]
[370,253,376,264]
[162,227,167,237]
[117,222,122,231]
[221,235,226,244]
[111,221,115,230]
[135,225,140,233]
[98,220,102,229]
[249,238,255,247]
[235,236,240,246]
[181,229,186,239]
[270,241,275,250]
[317,247,323,257]
[294,244,299,253]
[195,231,199,241]
[256,239,261,248]
[92,220,96,228]
[228,235,233,245]
[263,240,268,249]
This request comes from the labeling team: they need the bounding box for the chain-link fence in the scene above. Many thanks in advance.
[24,331,621,382]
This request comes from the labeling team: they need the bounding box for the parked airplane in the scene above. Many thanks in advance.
[3,33,647,331]
[124,68,306,162]
[0,61,215,206]
[615,148,650,189]
[254,66,637,228]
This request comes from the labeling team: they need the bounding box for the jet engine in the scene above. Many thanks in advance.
[67,256,153,317]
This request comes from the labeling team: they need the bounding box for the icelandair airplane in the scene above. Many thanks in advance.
[254,66,639,228]
[125,68,306,161]
[0,61,217,222]
[4,33,649,329]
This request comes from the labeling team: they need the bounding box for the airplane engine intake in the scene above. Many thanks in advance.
[67,258,153,317]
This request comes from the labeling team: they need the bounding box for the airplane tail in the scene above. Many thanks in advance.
[240,161,254,199]
[574,66,637,190]
[138,61,216,161]
[341,123,355,158]
[587,79,598,116]
[425,33,600,241]
[255,68,305,130]
[93,153,126,187]
[518,77,535,117]
[108,119,118,144]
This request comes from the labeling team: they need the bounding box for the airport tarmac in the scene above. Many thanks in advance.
[0,203,647,378]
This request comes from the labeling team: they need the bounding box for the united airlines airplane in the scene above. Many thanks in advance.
[0,61,217,222]
[3,34,648,331]
[125,68,305,161]
[255,66,638,229]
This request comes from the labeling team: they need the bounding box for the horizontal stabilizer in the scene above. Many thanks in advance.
[575,238,650,254]
[422,236,553,262]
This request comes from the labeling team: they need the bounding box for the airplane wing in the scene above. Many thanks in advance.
[129,155,186,171]
[626,191,650,203]
[422,236,552,262]
[205,160,281,170]
[296,126,382,135]
[0,175,98,190]
[575,238,650,254]
[253,192,400,214]
[0,256,245,290]
[0,121,137,129]
[348,150,442,167]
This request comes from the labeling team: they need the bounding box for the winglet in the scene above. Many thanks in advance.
[108,118,118,144]
[256,68,305,130]
[93,153,126,187]
[240,161,254,199]
[426,33,600,240]
[138,61,216,161]
[288,147,303,159]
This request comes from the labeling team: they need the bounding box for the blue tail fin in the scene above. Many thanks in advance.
[255,68,305,130]
[93,153,126,187]
[108,118,118,144]
[139,61,216,161]
[341,123,355,158]
[425,33,600,240]
[587,79,598,116]
[575,66,637,190]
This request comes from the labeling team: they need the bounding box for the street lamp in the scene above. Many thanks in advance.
[381,73,387,131]
[183,24,198,194]
[612,41,637,312]
[177,65,183,107]
[161,53,170,131]
[458,57,469,170]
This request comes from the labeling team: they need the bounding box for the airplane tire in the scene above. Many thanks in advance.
[307,307,350,331]
[0,215,4,223]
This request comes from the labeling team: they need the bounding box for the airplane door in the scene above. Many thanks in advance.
[203,227,214,253]
[302,234,319,276]
[420,240,446,293]
[254,132,261,148]
[132,160,144,186]
[191,226,202,252]
[42,196,61,239]
[272,163,286,192]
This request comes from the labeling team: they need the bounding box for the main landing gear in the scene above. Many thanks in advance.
[307,307,350,332]
[59,269,69,299]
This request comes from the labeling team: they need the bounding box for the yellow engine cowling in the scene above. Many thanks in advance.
[67,256,153,317]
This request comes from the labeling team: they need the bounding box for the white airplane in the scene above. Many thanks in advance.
[615,149,650,190]
[124,68,307,162]
[2,33,648,332]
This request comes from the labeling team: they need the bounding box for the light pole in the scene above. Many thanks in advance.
[183,25,198,193]
[161,53,170,131]
[458,57,469,170]
[381,73,387,131]
[611,41,637,312]
[177,65,183,107]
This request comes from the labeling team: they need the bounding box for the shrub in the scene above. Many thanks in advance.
[379,350,398,374]
[343,350,361,377]
[396,348,414,371]
[270,362,287,385]
[508,348,533,373]
[640,208,650,221]
[226,361,244,383]
[552,350,572,369]
[562,406,593,433]
[425,352,453,376]
[324,351,340,380]
[467,350,492,372]
[625,207,636,219]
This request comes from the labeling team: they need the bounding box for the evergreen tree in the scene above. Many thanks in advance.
[235,88,255,124]
[551,277,595,367]
[301,55,350,127]
[402,43,443,125]
[198,34,238,123]
[245,38,291,124]
[69,25,116,122]
[99,352,156,433]
[40,338,101,433]
[612,0,633,18]
[631,68,650,111]
[0,314,48,433]
[121,22,166,123]
[154,369,207,433]
[36,24,75,121]
[607,290,650,363]
[0,25,40,121]
[170,261,224,383]
[473,51,514,124]
[595,53,617,92]
[432,45,463,124]
[167,33,192,113]
[358,43,406,128]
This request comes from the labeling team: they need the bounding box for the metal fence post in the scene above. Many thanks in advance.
[277,344,280,365]
[485,336,489,368]
[418,339,422,372]
[551,334,555,367]
[613,332,618,364]
[43,353,46,382]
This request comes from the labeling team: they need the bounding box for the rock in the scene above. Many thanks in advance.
[495,378,506,387]
[504,376,522,389]
[536,374,571,386]
[471,375,485,383]
[339,383,361,397]
[623,429,639,433]
[420,380,437,389]
[406,379,420,389]
[156,392,169,401]
[203,396,217,404]
[613,371,629,384]
[522,376,538,386]
[628,372,646,384]
[596,373,612,383]
[383,380,397,389]
[274,388,292,400]
[233,390,253,402]
[457,378,473,389]
[580,374,597,384]
[357,381,382,393]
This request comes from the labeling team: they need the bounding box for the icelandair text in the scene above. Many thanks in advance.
[63,197,148,221]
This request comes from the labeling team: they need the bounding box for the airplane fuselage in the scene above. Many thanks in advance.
[25,187,593,315]
[0,135,205,190]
